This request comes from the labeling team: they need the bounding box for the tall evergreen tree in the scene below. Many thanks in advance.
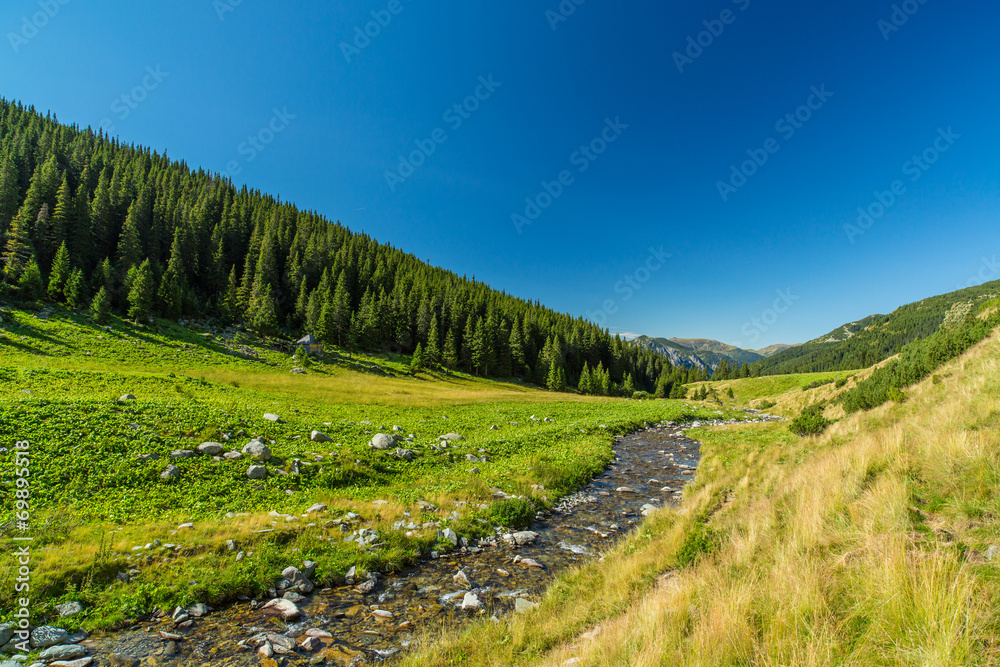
[127,259,155,322]
[47,241,71,301]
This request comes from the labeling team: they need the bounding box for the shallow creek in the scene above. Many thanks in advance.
[88,422,705,666]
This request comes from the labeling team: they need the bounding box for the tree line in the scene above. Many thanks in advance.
[0,98,707,396]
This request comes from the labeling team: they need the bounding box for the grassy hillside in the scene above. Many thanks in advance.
[759,281,1000,375]
[403,325,1000,666]
[0,306,734,631]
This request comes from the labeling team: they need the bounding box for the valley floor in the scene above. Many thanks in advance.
[402,329,1000,666]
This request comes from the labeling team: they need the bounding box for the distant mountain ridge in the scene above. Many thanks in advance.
[757,281,1000,375]
[630,336,791,373]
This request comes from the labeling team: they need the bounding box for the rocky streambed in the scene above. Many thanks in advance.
[69,417,768,666]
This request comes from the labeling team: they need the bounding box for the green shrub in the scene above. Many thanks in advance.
[484,498,537,530]
[789,404,833,436]
[675,522,718,568]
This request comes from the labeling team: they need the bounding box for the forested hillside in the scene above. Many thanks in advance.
[758,283,1000,374]
[0,99,699,395]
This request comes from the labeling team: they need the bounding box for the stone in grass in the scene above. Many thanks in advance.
[310,430,332,443]
[394,448,415,461]
[119,394,136,402]
[263,413,281,423]
[440,528,459,546]
[461,592,481,611]
[438,433,464,441]
[54,601,84,617]
[171,450,196,459]
[306,503,327,514]
[242,439,272,461]
[223,451,243,460]
[247,465,268,480]
[160,465,181,480]
[30,625,69,648]
[281,566,314,594]
[514,598,539,613]
[369,433,397,450]
[197,442,224,456]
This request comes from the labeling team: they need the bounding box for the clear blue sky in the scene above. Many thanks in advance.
[2,0,998,348]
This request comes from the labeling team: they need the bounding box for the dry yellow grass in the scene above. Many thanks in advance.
[403,329,1000,666]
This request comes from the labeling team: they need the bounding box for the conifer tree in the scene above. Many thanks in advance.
[410,343,425,373]
[18,258,44,301]
[64,268,87,310]
[91,286,111,322]
[48,175,72,251]
[127,259,155,322]
[426,319,441,368]
[2,210,34,282]
[623,372,635,397]
[47,241,71,301]
[578,362,592,395]
[471,317,488,375]
[0,154,21,236]
[442,327,459,370]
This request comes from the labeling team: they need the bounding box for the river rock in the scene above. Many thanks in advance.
[300,636,322,651]
[261,598,301,620]
[310,430,332,443]
[39,645,87,661]
[160,465,180,480]
[506,531,539,546]
[0,624,12,646]
[461,592,482,611]
[372,609,393,618]
[242,439,273,461]
[440,528,459,546]
[515,598,539,613]
[247,465,267,480]
[356,577,377,594]
[305,628,333,638]
[187,602,209,617]
[369,433,397,450]
[518,558,545,570]
[640,504,657,517]
[50,659,94,667]
[197,442,224,456]
[281,566,314,594]
[453,570,474,588]
[30,626,69,648]
[616,486,636,494]
[223,451,242,460]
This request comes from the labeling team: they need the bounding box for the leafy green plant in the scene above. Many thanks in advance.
[484,498,537,530]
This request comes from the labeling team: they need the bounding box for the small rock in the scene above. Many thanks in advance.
[369,433,397,450]
[223,451,243,460]
[514,598,539,613]
[197,442,224,456]
[170,450,195,459]
[187,602,209,617]
[160,465,181,480]
[518,558,545,570]
[281,566,314,594]
[30,626,69,648]
[242,439,273,461]
[137,453,160,462]
[616,487,636,494]
[306,503,327,514]
[300,636,322,651]
[461,592,482,611]
[440,528,459,546]
[373,609,393,619]
[453,570,474,588]
[985,545,1000,561]
[261,598,300,620]
[50,659,95,667]
[310,430,332,442]
[247,465,268,480]
[305,628,332,638]
[438,433,464,441]
[508,531,539,546]
[263,413,281,422]
[55,601,84,617]
[38,645,87,661]
[395,448,415,461]
[119,394,136,402]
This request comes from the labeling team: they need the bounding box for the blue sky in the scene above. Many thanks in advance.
[2,0,998,348]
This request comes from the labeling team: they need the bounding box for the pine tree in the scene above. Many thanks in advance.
[471,317,488,375]
[91,286,111,322]
[248,280,279,335]
[426,318,441,368]
[331,271,352,345]
[2,210,34,282]
[18,258,44,301]
[509,320,526,376]
[578,362,592,395]
[623,372,635,397]
[48,175,72,250]
[127,259,155,322]
[410,343,425,373]
[0,154,21,236]
[47,241,71,301]
[64,268,87,309]
[442,327,459,370]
